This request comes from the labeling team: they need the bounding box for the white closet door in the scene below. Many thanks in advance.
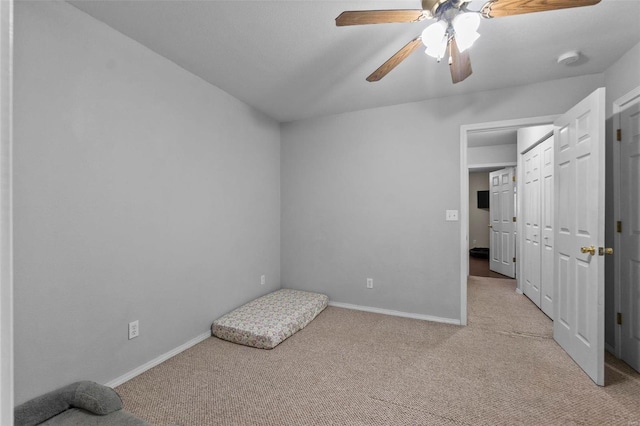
[540,136,554,319]
[523,147,541,306]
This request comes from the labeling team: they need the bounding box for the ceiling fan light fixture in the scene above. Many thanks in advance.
[453,12,481,52]
[336,0,602,83]
[455,30,480,52]
[453,12,480,33]
[424,42,448,60]
[421,21,448,58]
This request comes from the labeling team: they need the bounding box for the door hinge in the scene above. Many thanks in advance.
[617,312,622,325]
[512,216,516,222]
[513,257,516,263]
[617,221,622,233]
[512,176,516,182]
[616,129,621,141]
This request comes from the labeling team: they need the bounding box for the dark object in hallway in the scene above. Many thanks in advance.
[470,247,489,259]
[477,190,490,209]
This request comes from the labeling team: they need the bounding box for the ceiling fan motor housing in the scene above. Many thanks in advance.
[422,0,450,18]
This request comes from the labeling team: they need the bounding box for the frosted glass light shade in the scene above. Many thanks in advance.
[424,42,448,59]
[452,12,480,52]
[421,21,447,58]
[453,12,480,34]
[455,30,480,52]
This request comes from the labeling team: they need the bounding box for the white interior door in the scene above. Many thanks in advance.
[540,136,555,319]
[489,167,516,278]
[523,146,541,305]
[620,101,640,373]
[553,88,605,386]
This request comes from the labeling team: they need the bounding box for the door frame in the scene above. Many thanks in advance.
[613,85,640,358]
[0,0,13,423]
[460,115,557,325]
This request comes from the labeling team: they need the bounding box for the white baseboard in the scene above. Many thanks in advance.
[105,331,211,388]
[605,342,616,355]
[328,301,461,325]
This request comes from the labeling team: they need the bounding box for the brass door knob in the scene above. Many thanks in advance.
[599,247,614,256]
[581,245,596,256]
[488,224,492,228]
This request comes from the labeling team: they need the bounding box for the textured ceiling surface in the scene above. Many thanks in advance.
[68,0,640,123]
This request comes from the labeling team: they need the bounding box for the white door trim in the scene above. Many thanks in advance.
[613,85,640,358]
[460,115,558,325]
[468,162,516,171]
[0,1,13,424]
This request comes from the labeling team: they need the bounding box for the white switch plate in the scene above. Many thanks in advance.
[446,210,459,221]
[261,275,266,285]
[366,278,373,289]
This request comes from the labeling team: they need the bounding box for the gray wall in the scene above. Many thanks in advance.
[281,74,603,321]
[469,172,490,249]
[13,1,281,404]
[603,41,640,349]
[467,144,516,167]
[12,0,639,406]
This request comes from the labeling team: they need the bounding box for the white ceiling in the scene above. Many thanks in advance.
[67,0,640,123]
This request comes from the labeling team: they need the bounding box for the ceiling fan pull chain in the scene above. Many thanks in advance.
[448,38,453,65]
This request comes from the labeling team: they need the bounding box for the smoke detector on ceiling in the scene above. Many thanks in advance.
[557,51,581,66]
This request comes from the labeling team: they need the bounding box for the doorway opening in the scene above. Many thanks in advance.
[468,168,512,279]
[461,88,640,383]
[612,86,640,373]
[459,115,557,326]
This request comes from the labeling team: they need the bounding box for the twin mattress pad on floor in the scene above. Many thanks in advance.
[211,289,329,349]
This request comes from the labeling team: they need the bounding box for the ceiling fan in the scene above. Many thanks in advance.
[336,0,601,84]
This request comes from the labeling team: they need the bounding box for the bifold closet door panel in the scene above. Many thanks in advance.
[540,136,555,319]
[523,146,541,307]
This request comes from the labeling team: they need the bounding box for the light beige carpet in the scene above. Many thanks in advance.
[116,276,640,425]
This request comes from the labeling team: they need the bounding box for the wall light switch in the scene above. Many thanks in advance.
[446,210,459,221]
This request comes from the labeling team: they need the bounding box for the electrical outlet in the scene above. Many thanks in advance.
[445,210,459,221]
[128,320,139,340]
[261,275,266,285]
[366,278,373,289]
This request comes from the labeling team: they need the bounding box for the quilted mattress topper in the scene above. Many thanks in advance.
[211,288,328,349]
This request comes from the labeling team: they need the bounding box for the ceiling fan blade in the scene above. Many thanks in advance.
[449,38,472,84]
[481,0,601,18]
[367,37,424,82]
[336,10,427,26]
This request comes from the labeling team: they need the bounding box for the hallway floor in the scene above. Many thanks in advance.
[469,255,511,279]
